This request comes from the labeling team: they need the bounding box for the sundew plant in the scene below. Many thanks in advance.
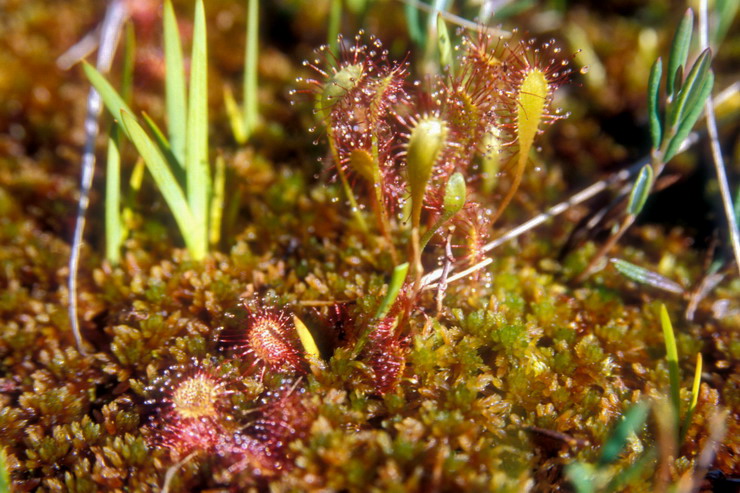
[0,0,738,491]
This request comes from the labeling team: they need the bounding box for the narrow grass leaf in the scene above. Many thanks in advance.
[82,62,134,135]
[327,0,341,61]
[224,85,247,144]
[667,48,712,131]
[122,23,135,104]
[164,0,187,166]
[564,462,595,493]
[186,0,210,258]
[689,352,702,413]
[436,13,453,72]
[680,352,703,441]
[209,154,225,248]
[610,258,684,294]
[647,57,663,149]
[712,0,738,48]
[667,9,694,98]
[121,157,145,241]
[404,0,424,46]
[606,448,657,492]
[120,111,199,257]
[142,113,182,181]
[664,71,713,161]
[105,124,122,265]
[376,262,409,319]
[659,304,681,419]
[597,401,649,466]
[627,164,654,216]
[293,314,321,359]
[244,0,259,137]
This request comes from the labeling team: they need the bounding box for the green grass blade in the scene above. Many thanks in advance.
[597,401,650,466]
[689,352,702,412]
[610,258,684,294]
[647,57,663,149]
[105,124,122,265]
[667,48,712,132]
[82,62,134,135]
[565,462,595,493]
[667,9,694,98]
[244,0,259,137]
[328,0,341,61]
[659,304,681,421]
[680,352,702,441]
[122,22,136,104]
[121,156,145,242]
[120,111,200,258]
[664,70,713,161]
[164,0,188,166]
[404,0,424,46]
[294,314,321,359]
[376,262,410,319]
[209,154,225,248]
[626,164,654,216]
[606,448,657,492]
[224,85,247,144]
[142,112,183,184]
[351,262,409,359]
[713,0,739,47]
[186,0,210,258]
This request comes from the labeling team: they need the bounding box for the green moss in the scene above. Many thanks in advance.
[0,1,737,490]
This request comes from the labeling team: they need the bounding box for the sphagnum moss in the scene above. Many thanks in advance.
[1,1,738,491]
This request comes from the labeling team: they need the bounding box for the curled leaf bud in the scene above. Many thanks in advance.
[442,172,467,220]
[419,172,467,250]
[319,63,364,121]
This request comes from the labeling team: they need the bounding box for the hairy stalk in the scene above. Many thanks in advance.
[327,126,369,233]
[370,134,398,262]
